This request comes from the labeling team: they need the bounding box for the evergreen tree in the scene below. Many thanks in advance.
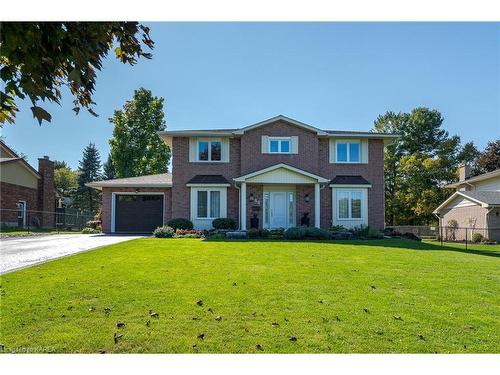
[103,154,116,180]
[109,88,170,178]
[373,107,476,225]
[473,140,500,175]
[73,143,102,213]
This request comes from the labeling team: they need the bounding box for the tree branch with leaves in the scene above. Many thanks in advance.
[0,22,154,125]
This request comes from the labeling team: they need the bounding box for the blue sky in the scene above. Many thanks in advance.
[2,22,499,169]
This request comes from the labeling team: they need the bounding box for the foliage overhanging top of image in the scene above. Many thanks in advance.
[0,22,154,125]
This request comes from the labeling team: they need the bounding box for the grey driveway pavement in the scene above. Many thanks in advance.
[0,234,143,274]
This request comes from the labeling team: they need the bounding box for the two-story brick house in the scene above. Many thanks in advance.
[88,115,397,233]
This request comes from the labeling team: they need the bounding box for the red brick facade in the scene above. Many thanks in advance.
[101,187,172,233]
[99,118,386,232]
[1,155,57,228]
[169,119,385,230]
[0,182,38,225]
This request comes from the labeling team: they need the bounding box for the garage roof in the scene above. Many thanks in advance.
[86,173,172,190]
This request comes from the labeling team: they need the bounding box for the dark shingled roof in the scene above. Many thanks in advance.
[330,175,371,185]
[186,175,231,185]
[460,191,500,206]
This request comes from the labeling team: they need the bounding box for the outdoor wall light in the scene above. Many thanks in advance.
[249,193,254,202]
[304,194,310,203]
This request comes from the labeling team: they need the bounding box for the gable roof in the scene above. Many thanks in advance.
[86,173,172,190]
[233,163,330,183]
[434,190,500,213]
[159,115,398,140]
[445,168,500,189]
[0,142,41,180]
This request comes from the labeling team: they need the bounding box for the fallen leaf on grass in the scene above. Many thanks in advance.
[393,315,403,321]
[215,316,222,321]
[271,322,279,327]
[363,308,370,313]
[116,322,126,328]
[149,310,159,318]
[289,336,297,342]
[197,332,205,340]
[196,300,203,306]
[256,344,264,351]
[114,333,123,344]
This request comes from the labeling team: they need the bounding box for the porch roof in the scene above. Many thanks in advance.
[233,163,330,184]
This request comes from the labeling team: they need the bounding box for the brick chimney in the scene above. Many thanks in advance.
[459,163,471,182]
[37,156,56,228]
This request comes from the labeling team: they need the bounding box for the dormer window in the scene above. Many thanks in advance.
[268,137,291,154]
[198,141,222,162]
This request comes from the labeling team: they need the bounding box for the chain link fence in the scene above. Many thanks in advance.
[0,208,95,233]
[387,225,499,248]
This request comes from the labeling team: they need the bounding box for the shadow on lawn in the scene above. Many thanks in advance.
[204,237,500,258]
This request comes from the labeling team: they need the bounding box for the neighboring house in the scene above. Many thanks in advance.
[0,141,58,228]
[434,164,500,241]
[88,115,397,233]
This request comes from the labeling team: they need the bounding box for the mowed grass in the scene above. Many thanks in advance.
[0,239,499,353]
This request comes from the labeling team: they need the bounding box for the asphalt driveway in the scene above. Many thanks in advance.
[0,234,143,274]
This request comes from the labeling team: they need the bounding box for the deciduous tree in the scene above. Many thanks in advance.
[1,22,154,125]
[109,88,170,178]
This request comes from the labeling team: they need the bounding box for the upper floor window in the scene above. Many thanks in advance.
[336,141,360,163]
[198,141,221,162]
[268,137,291,154]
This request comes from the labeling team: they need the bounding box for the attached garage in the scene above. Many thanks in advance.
[86,173,172,234]
[114,194,164,233]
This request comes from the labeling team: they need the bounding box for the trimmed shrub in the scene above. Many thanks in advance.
[212,218,238,230]
[284,226,332,240]
[472,232,484,243]
[305,227,332,240]
[329,225,347,233]
[82,227,100,234]
[247,228,271,239]
[153,226,175,238]
[175,229,207,238]
[402,232,421,241]
[167,218,194,230]
[353,226,384,239]
[86,220,102,230]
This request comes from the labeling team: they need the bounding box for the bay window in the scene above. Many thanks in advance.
[336,190,363,220]
[196,190,221,218]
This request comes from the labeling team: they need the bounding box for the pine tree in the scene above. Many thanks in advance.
[73,143,102,213]
[473,140,500,175]
[103,154,116,180]
[109,88,170,178]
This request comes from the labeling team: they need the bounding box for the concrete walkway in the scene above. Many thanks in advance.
[0,234,143,274]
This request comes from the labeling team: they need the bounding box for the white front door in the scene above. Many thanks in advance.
[270,192,287,228]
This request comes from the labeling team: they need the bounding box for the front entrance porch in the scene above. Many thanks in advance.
[234,163,330,230]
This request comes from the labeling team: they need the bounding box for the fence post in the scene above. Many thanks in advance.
[465,227,468,250]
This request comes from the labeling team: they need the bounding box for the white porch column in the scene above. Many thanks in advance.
[241,182,247,230]
[314,183,321,228]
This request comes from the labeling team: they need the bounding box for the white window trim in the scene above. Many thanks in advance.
[268,137,292,154]
[111,192,166,233]
[191,187,227,221]
[17,200,27,227]
[336,189,365,221]
[335,140,361,163]
[197,139,223,162]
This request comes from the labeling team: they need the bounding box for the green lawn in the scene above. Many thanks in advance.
[1,239,499,353]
